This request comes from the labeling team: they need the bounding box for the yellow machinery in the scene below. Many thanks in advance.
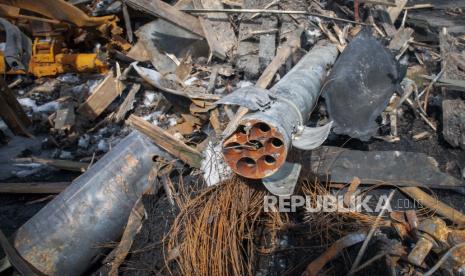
[0,37,108,77]
[28,37,108,77]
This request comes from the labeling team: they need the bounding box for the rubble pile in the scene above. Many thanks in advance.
[0,0,464,275]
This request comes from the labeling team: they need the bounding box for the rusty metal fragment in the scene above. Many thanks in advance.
[408,217,465,272]
[303,231,367,276]
[408,217,449,266]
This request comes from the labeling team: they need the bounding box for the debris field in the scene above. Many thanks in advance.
[0,0,465,275]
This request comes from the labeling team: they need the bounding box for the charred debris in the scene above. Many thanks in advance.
[0,0,465,275]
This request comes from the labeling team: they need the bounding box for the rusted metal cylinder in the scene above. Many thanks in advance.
[223,41,338,179]
[11,131,164,275]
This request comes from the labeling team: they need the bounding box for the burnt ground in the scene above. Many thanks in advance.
[1,90,464,275]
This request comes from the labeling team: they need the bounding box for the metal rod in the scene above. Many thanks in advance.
[181,8,373,26]
[348,190,396,275]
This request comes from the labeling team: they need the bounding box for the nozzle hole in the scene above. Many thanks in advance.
[264,155,276,165]
[270,138,283,148]
[237,125,247,134]
[254,122,271,133]
[237,157,256,168]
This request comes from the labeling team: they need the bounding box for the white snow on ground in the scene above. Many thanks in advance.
[18,98,59,113]
[201,141,232,186]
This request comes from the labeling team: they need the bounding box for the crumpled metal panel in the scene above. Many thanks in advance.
[292,121,333,150]
[322,28,402,141]
[215,86,274,111]
[262,162,301,196]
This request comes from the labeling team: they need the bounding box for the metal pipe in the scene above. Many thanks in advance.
[222,41,338,179]
[181,9,372,26]
[11,131,166,275]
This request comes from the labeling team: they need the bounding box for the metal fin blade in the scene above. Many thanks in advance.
[292,121,333,150]
[262,162,301,196]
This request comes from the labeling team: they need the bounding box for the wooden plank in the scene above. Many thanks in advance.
[388,27,413,51]
[0,78,31,137]
[0,182,69,194]
[387,0,407,23]
[209,108,222,135]
[360,0,396,6]
[174,0,193,8]
[54,101,75,130]
[401,187,465,226]
[192,0,236,60]
[126,0,205,38]
[122,2,133,43]
[77,73,121,120]
[442,99,465,149]
[440,30,465,83]
[114,83,141,122]
[127,115,202,168]
[14,157,89,172]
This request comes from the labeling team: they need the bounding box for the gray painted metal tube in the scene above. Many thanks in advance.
[12,131,163,275]
[222,41,338,179]
[252,40,338,144]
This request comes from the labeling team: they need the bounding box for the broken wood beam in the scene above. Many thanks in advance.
[388,27,413,51]
[77,73,122,120]
[14,157,89,172]
[387,0,407,23]
[126,0,205,38]
[0,182,69,194]
[114,83,141,122]
[122,1,133,43]
[400,187,465,226]
[0,78,31,137]
[127,115,202,168]
[54,100,75,130]
[359,0,396,7]
[442,99,465,149]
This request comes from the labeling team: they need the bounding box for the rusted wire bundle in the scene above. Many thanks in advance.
[301,179,432,243]
[166,177,287,276]
[301,179,387,243]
